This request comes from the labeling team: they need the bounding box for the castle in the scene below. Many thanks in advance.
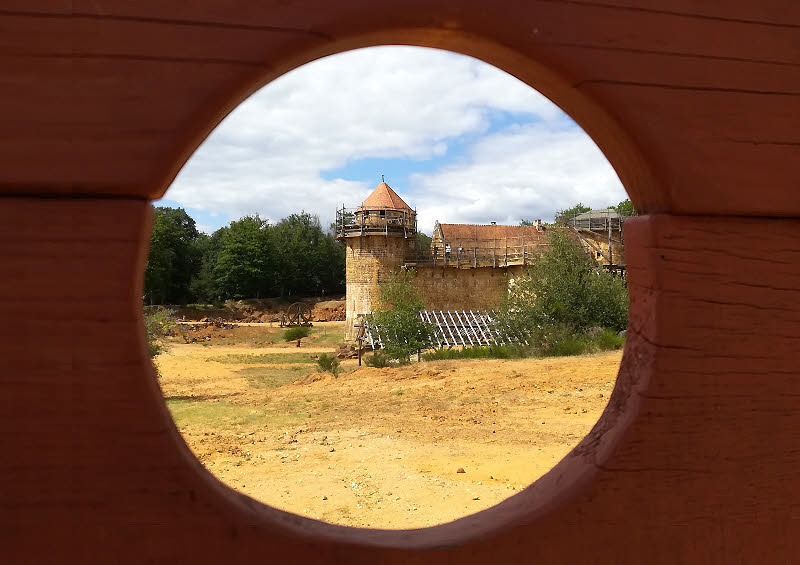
[335,180,567,340]
[336,180,626,340]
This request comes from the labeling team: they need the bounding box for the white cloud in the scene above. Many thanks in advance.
[195,223,217,236]
[164,46,623,230]
[411,124,627,233]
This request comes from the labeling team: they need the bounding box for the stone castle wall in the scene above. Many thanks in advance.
[344,235,524,340]
[343,228,622,341]
[344,235,412,340]
[410,265,525,312]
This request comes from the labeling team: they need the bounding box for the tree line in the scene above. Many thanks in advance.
[144,207,345,305]
[521,198,636,226]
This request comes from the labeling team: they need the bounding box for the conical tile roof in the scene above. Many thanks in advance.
[357,182,413,212]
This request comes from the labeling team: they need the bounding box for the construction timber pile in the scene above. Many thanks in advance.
[361,309,528,351]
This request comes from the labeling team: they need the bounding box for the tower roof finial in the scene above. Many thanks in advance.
[381,174,385,183]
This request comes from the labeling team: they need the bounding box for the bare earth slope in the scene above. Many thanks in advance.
[156,323,618,529]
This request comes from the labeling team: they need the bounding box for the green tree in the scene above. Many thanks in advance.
[143,307,177,359]
[273,212,345,297]
[283,325,312,347]
[316,353,340,376]
[614,198,637,217]
[189,229,225,303]
[503,230,628,334]
[316,232,346,295]
[144,207,201,304]
[521,219,553,227]
[555,203,592,223]
[274,213,320,296]
[414,231,433,260]
[368,269,433,363]
[214,215,272,299]
[144,207,348,303]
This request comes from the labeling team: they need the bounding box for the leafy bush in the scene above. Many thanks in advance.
[614,198,637,217]
[144,307,177,358]
[364,351,391,368]
[501,229,629,336]
[542,336,587,357]
[316,353,340,376]
[283,325,312,346]
[527,324,584,357]
[589,327,626,351]
[528,325,626,358]
[422,344,528,361]
[369,270,434,363]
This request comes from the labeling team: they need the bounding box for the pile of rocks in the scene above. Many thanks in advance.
[181,318,239,343]
[238,312,281,323]
[184,334,212,343]
[190,318,238,330]
[312,300,346,322]
[335,344,359,359]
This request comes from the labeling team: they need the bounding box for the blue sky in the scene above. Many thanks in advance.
[318,110,553,190]
[161,47,626,235]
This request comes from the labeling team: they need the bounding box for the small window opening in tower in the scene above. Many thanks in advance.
[146,46,632,530]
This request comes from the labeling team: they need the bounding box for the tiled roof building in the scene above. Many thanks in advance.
[356,182,413,212]
[430,221,548,267]
[435,223,546,243]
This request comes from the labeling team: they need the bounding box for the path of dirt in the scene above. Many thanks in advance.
[156,322,619,529]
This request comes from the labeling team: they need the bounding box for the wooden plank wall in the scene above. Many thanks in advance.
[1,2,798,563]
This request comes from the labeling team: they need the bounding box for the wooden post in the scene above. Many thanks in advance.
[522,233,525,265]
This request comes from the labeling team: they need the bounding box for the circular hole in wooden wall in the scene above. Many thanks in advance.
[145,46,630,530]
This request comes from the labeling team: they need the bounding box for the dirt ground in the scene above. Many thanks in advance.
[156,321,619,529]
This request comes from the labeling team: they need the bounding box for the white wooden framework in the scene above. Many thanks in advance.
[361,310,528,350]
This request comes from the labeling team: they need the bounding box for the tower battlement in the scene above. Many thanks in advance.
[338,181,417,340]
[335,181,417,241]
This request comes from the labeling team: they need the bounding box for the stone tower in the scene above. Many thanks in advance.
[335,180,416,341]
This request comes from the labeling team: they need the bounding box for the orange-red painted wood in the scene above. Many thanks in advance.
[1,2,799,563]
[2,204,798,562]
[1,1,798,215]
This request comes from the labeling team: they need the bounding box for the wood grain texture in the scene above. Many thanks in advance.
[0,1,798,216]
[1,202,798,563]
[1,2,799,563]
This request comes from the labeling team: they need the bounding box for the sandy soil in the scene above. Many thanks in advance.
[156,322,619,529]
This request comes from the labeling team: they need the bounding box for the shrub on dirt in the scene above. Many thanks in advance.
[144,307,177,358]
[528,325,626,358]
[368,270,433,364]
[283,326,312,346]
[316,353,340,376]
[364,351,391,368]
[542,335,587,357]
[588,327,626,351]
[501,229,628,336]
[422,344,528,361]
